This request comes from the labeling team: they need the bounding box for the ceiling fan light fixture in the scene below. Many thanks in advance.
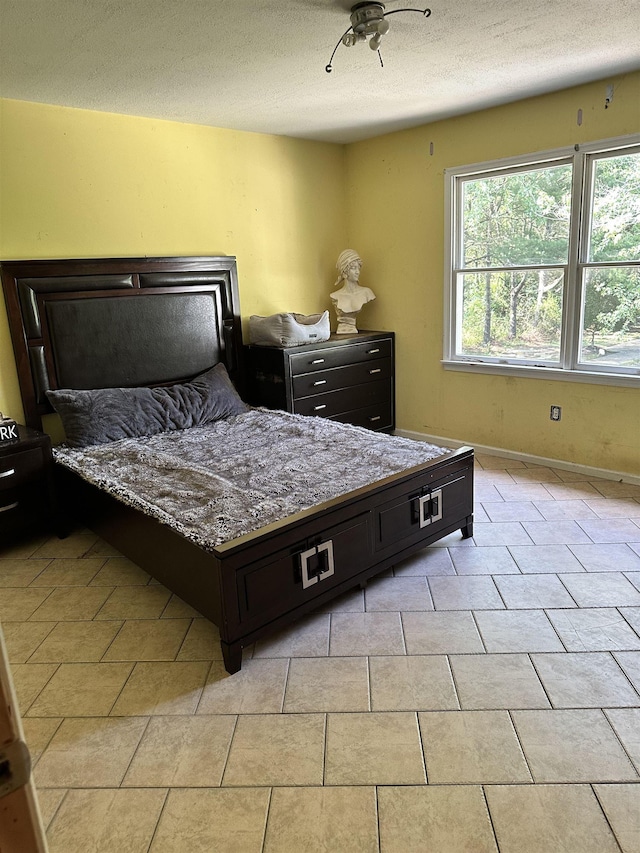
[326,3,432,73]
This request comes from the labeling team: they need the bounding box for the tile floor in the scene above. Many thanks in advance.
[2,453,640,852]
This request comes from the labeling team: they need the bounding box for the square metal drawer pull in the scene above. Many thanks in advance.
[300,540,335,589]
[0,501,19,514]
[418,494,432,528]
[431,488,443,523]
[313,404,327,411]
[313,380,327,386]
[0,468,16,479]
[311,358,325,364]
[369,368,381,374]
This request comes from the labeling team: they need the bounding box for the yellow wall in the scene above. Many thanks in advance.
[1,75,639,474]
[346,72,640,475]
[0,99,346,419]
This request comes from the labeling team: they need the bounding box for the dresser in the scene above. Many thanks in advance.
[0,425,55,542]
[244,330,395,432]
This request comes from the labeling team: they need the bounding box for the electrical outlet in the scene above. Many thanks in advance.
[550,405,562,421]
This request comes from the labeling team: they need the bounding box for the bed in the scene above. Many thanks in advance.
[1,255,474,673]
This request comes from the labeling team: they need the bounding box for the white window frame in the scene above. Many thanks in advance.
[443,134,640,388]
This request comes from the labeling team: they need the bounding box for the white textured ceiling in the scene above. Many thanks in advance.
[1,0,639,143]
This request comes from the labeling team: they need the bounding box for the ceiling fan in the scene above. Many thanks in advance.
[326,2,431,73]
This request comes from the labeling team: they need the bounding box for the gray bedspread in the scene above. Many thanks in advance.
[53,409,450,551]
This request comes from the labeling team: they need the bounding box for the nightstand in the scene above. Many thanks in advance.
[0,425,55,543]
[244,330,395,432]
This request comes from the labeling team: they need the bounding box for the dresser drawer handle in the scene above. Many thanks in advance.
[313,380,327,386]
[369,415,382,422]
[0,501,19,514]
[0,468,16,479]
[311,359,325,365]
[313,404,327,411]
[369,368,381,374]
[368,348,380,354]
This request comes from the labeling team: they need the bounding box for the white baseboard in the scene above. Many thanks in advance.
[393,429,640,486]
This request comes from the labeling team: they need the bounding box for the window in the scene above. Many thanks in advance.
[444,136,640,385]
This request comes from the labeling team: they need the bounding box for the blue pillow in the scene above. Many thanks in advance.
[46,362,248,447]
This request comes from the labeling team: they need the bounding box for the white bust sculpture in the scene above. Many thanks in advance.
[330,249,376,334]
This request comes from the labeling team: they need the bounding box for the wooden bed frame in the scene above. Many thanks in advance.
[1,256,474,673]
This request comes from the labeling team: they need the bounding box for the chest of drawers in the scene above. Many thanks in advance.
[0,425,54,543]
[244,331,395,432]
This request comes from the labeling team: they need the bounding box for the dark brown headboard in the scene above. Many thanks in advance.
[1,256,244,429]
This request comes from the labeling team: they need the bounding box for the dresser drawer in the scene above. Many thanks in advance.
[330,401,394,431]
[289,338,392,375]
[0,448,44,491]
[292,357,391,397]
[293,380,390,418]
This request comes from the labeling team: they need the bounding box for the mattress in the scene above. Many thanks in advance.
[53,408,451,551]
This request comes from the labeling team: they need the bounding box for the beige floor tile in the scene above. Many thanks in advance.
[198,658,288,714]
[402,610,485,654]
[547,608,640,651]
[284,657,369,712]
[450,654,550,710]
[160,593,202,618]
[594,784,640,853]
[176,617,224,660]
[0,558,51,586]
[36,788,66,829]
[578,518,640,543]
[29,620,123,662]
[428,575,504,609]
[29,558,105,587]
[377,785,498,853]
[47,787,166,853]
[329,612,405,656]
[477,454,525,470]
[513,709,638,782]
[223,713,325,786]
[507,466,562,484]
[569,543,640,572]
[521,520,592,545]
[533,499,597,520]
[95,585,172,620]
[474,609,564,653]
[493,574,577,608]
[605,709,640,772]
[420,709,531,783]
[0,587,53,621]
[102,618,190,661]
[621,606,640,633]
[30,586,113,621]
[509,543,585,573]
[369,655,458,711]
[1,621,56,662]
[123,714,236,787]
[22,717,63,764]
[324,712,425,785]
[485,784,621,853]
[587,498,640,519]
[89,556,151,585]
[593,482,640,499]
[559,572,640,607]
[32,533,99,559]
[264,787,378,853]
[253,613,330,658]
[110,660,209,716]
[27,661,133,717]
[364,576,433,611]
[614,651,640,692]
[450,546,520,575]
[149,788,269,853]
[482,501,544,522]
[0,535,47,559]
[393,546,456,576]
[316,587,365,612]
[35,717,148,787]
[10,663,57,712]
[532,652,640,707]
[85,537,122,557]
[542,482,603,500]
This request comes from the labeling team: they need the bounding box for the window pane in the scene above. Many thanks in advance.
[461,164,572,268]
[458,270,563,362]
[589,152,640,263]
[581,266,640,367]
